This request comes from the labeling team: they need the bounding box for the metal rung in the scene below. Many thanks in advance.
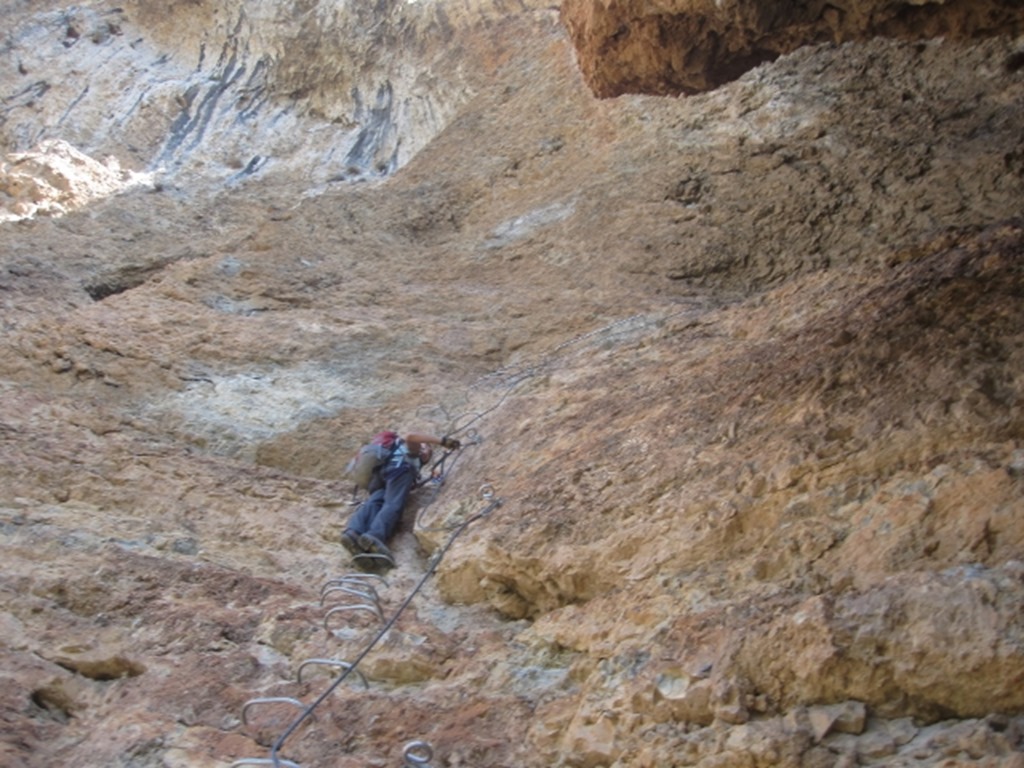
[320,573,388,598]
[323,603,384,629]
[296,658,369,688]
[231,760,301,768]
[404,740,434,767]
[321,575,388,595]
[241,697,305,726]
[320,583,380,605]
[322,580,380,599]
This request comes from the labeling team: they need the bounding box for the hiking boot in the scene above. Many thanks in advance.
[341,530,363,556]
[358,533,393,561]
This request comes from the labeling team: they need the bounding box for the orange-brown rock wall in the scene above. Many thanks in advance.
[2,1,1024,767]
[561,0,1024,96]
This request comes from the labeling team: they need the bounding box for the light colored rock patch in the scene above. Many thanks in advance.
[147,363,394,458]
[0,140,154,221]
[484,200,576,249]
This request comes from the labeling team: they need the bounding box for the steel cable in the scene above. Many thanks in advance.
[267,489,503,767]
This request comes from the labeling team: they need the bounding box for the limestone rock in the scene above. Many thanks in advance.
[807,701,867,741]
[0,140,153,221]
[561,0,1024,96]
[1,0,1023,767]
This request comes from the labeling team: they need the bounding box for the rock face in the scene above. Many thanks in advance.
[0,0,551,195]
[561,0,1024,96]
[0,139,152,222]
[2,1,1024,767]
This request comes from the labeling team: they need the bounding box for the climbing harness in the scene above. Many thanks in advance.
[342,424,482,532]
[344,428,477,509]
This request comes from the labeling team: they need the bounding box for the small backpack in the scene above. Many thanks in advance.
[345,430,400,491]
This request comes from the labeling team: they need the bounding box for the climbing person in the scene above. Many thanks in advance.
[341,431,461,565]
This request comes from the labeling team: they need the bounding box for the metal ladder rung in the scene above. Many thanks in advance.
[323,602,384,629]
[320,583,380,605]
[404,740,435,767]
[241,696,305,726]
[320,573,388,598]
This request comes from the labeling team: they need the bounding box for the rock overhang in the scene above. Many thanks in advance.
[559,0,1024,97]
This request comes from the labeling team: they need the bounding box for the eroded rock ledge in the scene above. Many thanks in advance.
[560,0,1024,97]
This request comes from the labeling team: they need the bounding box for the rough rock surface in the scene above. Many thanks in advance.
[561,0,1024,96]
[1,1,1023,767]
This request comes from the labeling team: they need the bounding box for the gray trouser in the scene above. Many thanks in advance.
[346,463,415,542]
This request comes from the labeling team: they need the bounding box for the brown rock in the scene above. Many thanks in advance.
[560,0,1024,97]
[807,700,867,741]
[1,1,1023,767]
[653,671,715,725]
